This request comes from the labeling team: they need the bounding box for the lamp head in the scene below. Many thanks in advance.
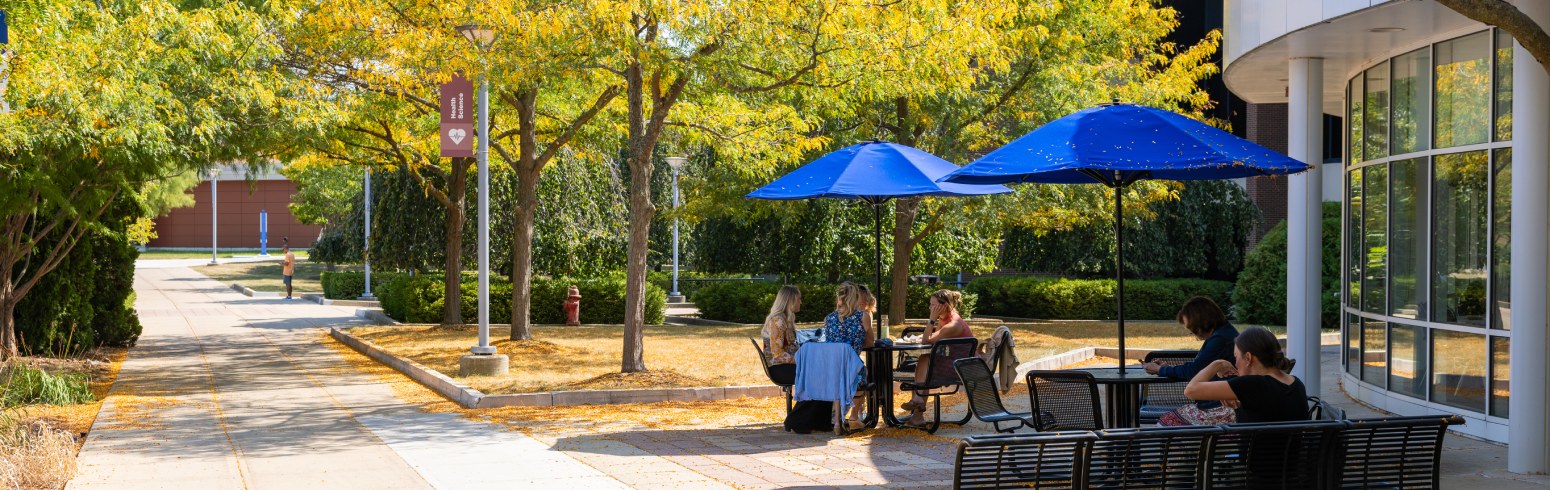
[456,24,496,49]
[665,157,688,170]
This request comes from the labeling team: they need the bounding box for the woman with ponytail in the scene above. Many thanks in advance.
[1183,327,1309,423]
[899,289,976,425]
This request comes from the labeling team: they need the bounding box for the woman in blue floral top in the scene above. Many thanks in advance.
[823,282,874,429]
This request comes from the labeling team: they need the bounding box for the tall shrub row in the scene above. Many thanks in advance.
[967,276,1234,320]
[377,274,664,325]
[14,198,142,354]
[320,271,405,300]
[693,282,976,324]
[1232,203,1342,328]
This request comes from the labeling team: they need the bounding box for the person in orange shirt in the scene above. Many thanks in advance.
[281,244,296,300]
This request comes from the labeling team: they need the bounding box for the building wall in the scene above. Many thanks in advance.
[1244,103,1289,247]
[149,180,321,248]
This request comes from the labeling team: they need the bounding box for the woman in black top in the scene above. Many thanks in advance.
[1183,327,1308,423]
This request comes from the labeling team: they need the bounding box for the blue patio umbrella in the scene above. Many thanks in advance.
[941,102,1310,370]
[748,141,1012,305]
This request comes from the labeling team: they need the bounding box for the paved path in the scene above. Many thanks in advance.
[70,266,626,489]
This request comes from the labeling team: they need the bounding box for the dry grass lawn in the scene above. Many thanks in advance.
[1,347,127,490]
[346,319,1280,395]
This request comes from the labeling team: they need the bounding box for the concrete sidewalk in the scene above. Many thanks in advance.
[70,266,627,489]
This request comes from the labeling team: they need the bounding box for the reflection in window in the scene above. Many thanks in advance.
[1346,314,1361,376]
[1435,32,1492,148]
[1363,318,1387,385]
[1432,152,1489,327]
[1363,165,1387,313]
[1496,29,1513,142]
[1392,49,1431,154]
[1389,324,1426,398]
[1347,171,1363,309]
[1432,330,1486,411]
[1493,149,1512,330]
[1366,62,1390,160]
[1491,337,1509,417]
[1389,159,1427,319]
[1350,79,1364,164]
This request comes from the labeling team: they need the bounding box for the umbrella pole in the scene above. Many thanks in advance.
[873,201,884,324]
[1115,184,1126,371]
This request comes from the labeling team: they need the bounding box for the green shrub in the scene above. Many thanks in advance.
[321,271,404,300]
[967,276,1234,320]
[380,273,664,325]
[1,364,92,407]
[1233,202,1342,327]
[647,271,755,301]
[15,196,143,354]
[308,231,360,265]
[695,281,942,324]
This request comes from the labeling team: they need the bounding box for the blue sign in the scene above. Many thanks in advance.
[259,210,269,256]
[1,10,8,45]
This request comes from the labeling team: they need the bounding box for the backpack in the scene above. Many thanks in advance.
[783,400,835,434]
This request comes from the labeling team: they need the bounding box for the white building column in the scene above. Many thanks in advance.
[1509,0,1550,473]
[1287,57,1323,397]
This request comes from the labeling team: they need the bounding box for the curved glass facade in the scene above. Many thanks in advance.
[1342,29,1514,419]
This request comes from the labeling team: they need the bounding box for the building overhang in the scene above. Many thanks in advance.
[1224,0,1485,116]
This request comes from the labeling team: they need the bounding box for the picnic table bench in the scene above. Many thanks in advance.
[952,414,1463,489]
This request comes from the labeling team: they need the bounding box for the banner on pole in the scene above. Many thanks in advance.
[440,74,475,157]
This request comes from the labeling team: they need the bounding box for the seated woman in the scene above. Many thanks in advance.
[900,289,975,425]
[1147,296,1240,425]
[823,282,875,430]
[1183,327,1309,423]
[760,285,802,385]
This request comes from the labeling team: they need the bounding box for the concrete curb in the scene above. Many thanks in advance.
[302,293,381,308]
[329,327,781,409]
[355,308,401,325]
[230,282,281,298]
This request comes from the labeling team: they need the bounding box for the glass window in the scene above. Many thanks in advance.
[1491,336,1509,418]
[1389,324,1426,398]
[1362,318,1387,385]
[1435,32,1492,148]
[1365,62,1390,159]
[1392,48,1432,154]
[1431,330,1487,410]
[1496,29,1514,142]
[1492,149,1512,330]
[1346,314,1361,376]
[1350,78,1365,164]
[1347,170,1363,309]
[1432,151,1489,327]
[1363,165,1387,313]
[1389,159,1427,319]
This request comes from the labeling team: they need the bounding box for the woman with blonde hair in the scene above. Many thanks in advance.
[760,285,802,385]
[823,282,874,428]
[900,289,976,425]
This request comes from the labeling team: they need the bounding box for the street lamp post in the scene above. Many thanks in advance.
[360,167,375,300]
[209,167,219,266]
[454,23,506,377]
[665,157,687,303]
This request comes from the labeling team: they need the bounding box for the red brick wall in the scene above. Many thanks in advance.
[1244,102,1290,249]
[149,180,322,248]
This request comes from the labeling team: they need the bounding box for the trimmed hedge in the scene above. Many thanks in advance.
[378,273,665,324]
[320,271,405,300]
[1232,202,1341,328]
[967,276,1234,320]
[694,282,977,324]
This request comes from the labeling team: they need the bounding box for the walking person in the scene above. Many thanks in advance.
[281,243,296,300]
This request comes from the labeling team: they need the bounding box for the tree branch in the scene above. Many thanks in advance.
[1438,0,1550,72]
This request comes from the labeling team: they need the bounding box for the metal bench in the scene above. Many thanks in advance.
[951,415,1466,490]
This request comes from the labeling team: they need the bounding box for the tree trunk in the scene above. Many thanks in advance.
[621,64,654,373]
[509,165,539,340]
[441,159,470,326]
[0,297,17,360]
[889,197,921,325]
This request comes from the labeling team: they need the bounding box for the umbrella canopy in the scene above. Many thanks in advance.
[748,141,1012,200]
[748,141,1011,319]
[941,102,1310,371]
[943,103,1309,185]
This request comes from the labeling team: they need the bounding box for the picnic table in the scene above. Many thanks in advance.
[1077,366,1177,428]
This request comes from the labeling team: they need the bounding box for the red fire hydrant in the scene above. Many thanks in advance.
[564,285,582,326]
